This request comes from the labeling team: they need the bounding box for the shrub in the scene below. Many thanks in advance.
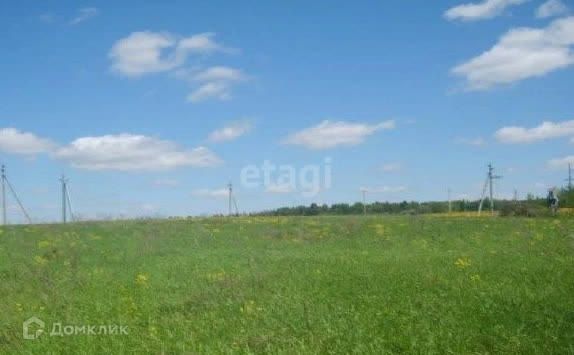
[499,203,551,217]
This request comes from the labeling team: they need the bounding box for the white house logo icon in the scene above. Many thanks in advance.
[23,316,45,340]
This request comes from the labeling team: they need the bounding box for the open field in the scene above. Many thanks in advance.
[1,216,573,353]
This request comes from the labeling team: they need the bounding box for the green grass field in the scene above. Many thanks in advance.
[1,215,573,354]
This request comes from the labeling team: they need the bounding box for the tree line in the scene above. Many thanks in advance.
[253,187,574,216]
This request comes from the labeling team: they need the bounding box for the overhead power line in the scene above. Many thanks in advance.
[1,165,32,225]
[478,163,502,216]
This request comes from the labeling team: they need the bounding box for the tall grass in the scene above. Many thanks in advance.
[1,215,573,353]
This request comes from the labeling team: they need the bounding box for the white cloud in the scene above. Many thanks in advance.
[54,134,222,171]
[70,7,99,25]
[109,32,224,77]
[380,163,403,173]
[192,188,229,198]
[187,82,231,102]
[0,128,55,155]
[208,121,251,143]
[360,186,408,193]
[193,66,245,82]
[495,120,574,143]
[455,137,487,146]
[109,32,178,76]
[187,66,246,103]
[109,32,247,103]
[548,155,574,169]
[445,0,528,21]
[282,120,395,150]
[452,16,574,90]
[176,32,225,54]
[536,0,569,18]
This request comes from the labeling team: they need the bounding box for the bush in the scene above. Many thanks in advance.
[499,203,551,217]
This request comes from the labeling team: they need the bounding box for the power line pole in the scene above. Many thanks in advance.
[226,182,239,216]
[478,163,502,215]
[488,164,502,215]
[361,189,367,215]
[65,183,74,222]
[228,182,232,217]
[61,175,67,224]
[1,165,6,225]
[1,167,32,224]
[567,163,572,191]
[448,188,452,213]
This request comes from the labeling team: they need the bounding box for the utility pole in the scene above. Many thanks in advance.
[228,182,232,217]
[1,165,6,225]
[567,163,573,191]
[478,163,502,215]
[0,165,32,224]
[488,164,502,215]
[448,188,452,213]
[361,189,367,215]
[226,182,239,216]
[513,189,518,202]
[61,175,67,224]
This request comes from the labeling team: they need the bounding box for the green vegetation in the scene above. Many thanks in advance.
[1,215,573,353]
[254,199,553,216]
[559,188,574,208]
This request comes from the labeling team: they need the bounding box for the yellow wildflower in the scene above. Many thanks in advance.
[34,255,48,266]
[374,224,386,237]
[135,273,149,286]
[38,240,51,249]
[454,257,471,269]
[240,300,262,315]
[207,271,226,282]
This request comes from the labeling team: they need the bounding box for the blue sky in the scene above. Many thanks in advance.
[1,0,573,221]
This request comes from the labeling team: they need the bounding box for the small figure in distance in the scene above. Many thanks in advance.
[547,188,559,215]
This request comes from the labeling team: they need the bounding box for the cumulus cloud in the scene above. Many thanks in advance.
[193,66,245,82]
[109,32,224,77]
[192,188,229,198]
[282,120,395,150]
[452,17,574,90]
[208,121,251,143]
[176,32,225,54]
[54,134,222,171]
[70,7,99,25]
[0,128,56,155]
[547,155,574,169]
[445,0,528,21]
[187,82,231,102]
[109,32,247,103]
[187,66,246,103]
[452,16,574,90]
[536,0,569,18]
[494,120,574,143]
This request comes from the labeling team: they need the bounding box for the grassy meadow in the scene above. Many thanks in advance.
[1,215,573,353]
